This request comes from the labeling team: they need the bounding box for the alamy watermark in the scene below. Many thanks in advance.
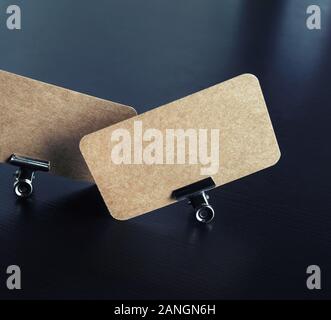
[1,264,324,292]
[2,4,322,32]
[306,265,321,290]
[6,265,21,290]
[307,5,321,30]
[3,4,21,30]
[110,121,220,176]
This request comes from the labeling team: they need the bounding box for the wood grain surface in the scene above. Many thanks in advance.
[0,0,330,300]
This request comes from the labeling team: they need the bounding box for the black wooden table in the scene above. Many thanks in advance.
[0,0,330,299]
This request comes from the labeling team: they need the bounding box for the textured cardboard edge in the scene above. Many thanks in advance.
[80,73,281,219]
[0,69,137,181]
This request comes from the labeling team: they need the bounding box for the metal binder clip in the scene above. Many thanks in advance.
[172,177,216,223]
[8,154,50,198]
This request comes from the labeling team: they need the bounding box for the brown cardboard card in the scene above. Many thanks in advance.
[0,70,137,181]
[80,74,281,220]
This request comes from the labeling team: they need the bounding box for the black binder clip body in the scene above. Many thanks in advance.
[8,154,50,198]
[172,177,216,223]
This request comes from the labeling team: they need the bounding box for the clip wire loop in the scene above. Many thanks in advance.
[8,154,50,198]
[172,177,216,223]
